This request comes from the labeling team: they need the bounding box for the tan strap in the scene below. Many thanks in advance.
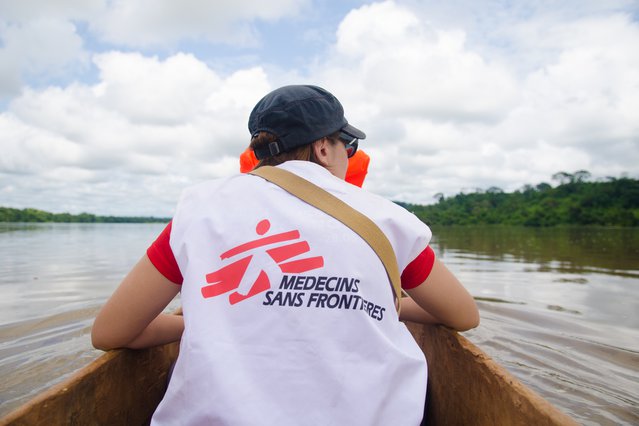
[249,166,401,313]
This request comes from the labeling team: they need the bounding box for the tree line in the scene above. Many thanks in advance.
[3,171,637,226]
[399,171,639,227]
[0,207,169,223]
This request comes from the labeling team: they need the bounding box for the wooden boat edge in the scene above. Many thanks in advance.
[0,341,179,426]
[1,322,578,425]
[406,322,578,425]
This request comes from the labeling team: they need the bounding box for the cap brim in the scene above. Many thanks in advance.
[342,123,366,140]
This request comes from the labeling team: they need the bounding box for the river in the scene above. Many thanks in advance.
[0,223,637,424]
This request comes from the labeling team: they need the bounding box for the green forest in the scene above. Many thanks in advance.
[2,171,637,226]
[400,171,639,227]
[0,207,169,223]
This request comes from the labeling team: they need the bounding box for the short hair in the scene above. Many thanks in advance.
[249,131,339,169]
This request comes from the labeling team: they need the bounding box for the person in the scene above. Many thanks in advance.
[92,84,479,425]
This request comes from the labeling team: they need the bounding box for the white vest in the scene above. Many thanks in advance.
[152,161,432,426]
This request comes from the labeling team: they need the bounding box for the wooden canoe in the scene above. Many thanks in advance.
[0,322,577,426]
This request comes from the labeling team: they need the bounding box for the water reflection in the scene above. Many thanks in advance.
[0,223,177,417]
[467,301,639,425]
[432,225,639,276]
[429,225,639,425]
[0,223,41,233]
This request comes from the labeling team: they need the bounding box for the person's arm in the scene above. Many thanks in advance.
[92,254,183,350]
[399,296,439,324]
[403,259,479,331]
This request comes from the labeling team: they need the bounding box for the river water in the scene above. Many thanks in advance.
[0,223,637,424]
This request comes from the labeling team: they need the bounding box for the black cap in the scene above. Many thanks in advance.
[248,85,366,159]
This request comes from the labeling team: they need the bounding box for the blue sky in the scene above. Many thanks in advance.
[1,0,638,216]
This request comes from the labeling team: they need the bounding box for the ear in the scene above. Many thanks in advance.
[312,138,330,166]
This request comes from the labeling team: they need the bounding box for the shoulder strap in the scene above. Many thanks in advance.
[249,166,402,314]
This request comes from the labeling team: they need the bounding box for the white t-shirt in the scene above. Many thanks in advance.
[152,161,432,426]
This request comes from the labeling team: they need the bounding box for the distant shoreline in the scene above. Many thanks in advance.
[3,171,637,227]
[399,172,638,227]
[0,207,170,224]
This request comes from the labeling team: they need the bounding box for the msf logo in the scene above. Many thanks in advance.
[201,219,324,305]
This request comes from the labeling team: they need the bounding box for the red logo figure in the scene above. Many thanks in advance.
[201,219,324,304]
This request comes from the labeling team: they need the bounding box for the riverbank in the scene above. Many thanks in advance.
[403,174,639,227]
[0,207,169,223]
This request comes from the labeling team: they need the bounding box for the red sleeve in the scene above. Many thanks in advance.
[401,246,435,290]
[147,220,183,285]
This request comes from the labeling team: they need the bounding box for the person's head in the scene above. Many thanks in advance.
[248,85,365,179]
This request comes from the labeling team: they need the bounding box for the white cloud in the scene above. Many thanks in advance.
[92,0,309,47]
[518,14,639,144]
[0,0,103,21]
[325,1,520,124]
[0,0,638,215]
[405,0,637,73]
[0,113,84,174]
[0,0,306,99]
[0,18,87,96]
[308,1,639,203]
[1,52,272,215]
[93,52,222,125]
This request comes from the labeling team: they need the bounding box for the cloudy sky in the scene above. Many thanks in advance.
[1,0,638,217]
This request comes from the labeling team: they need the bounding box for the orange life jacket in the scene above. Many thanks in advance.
[239,148,370,188]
